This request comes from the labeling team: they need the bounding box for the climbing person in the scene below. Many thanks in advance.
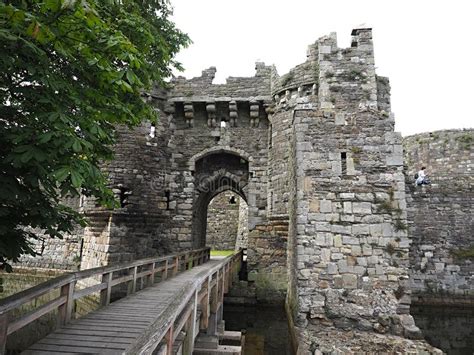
[415,167,430,186]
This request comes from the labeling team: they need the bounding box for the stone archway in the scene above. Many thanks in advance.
[191,152,249,248]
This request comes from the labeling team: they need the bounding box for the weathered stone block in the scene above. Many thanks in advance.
[342,274,358,289]
[320,200,332,213]
[352,202,371,214]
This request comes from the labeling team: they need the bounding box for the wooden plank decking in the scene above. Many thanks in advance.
[22,259,225,355]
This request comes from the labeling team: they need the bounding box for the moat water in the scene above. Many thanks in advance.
[412,305,474,355]
[223,303,474,355]
[223,305,293,355]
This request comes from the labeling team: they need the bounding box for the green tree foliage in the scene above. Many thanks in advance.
[0,0,190,270]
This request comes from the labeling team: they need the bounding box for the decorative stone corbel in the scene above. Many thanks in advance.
[183,102,194,128]
[164,101,175,115]
[229,100,238,127]
[249,101,259,128]
[206,102,217,128]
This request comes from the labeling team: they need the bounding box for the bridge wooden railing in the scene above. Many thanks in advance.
[0,247,210,353]
[131,250,243,354]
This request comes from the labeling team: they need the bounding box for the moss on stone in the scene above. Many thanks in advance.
[451,246,474,259]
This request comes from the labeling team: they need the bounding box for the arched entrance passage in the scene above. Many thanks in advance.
[205,191,249,251]
[191,152,249,248]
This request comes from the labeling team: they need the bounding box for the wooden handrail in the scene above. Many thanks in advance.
[127,250,243,354]
[0,247,211,353]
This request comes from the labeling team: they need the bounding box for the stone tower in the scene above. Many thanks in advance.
[280,28,425,351]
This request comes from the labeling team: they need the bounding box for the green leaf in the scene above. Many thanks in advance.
[53,167,69,182]
[72,140,82,152]
[38,132,54,143]
[126,70,135,84]
[70,170,83,188]
[20,149,34,163]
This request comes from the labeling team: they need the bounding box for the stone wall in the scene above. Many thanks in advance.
[16,196,83,271]
[206,191,240,250]
[247,217,288,303]
[80,118,172,270]
[236,195,249,250]
[404,129,474,300]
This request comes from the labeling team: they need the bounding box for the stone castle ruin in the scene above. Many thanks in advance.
[16,28,473,352]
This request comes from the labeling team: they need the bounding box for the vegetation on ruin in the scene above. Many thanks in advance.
[376,200,395,214]
[350,147,362,154]
[0,0,190,270]
[339,67,366,82]
[455,132,473,150]
[312,62,319,84]
[385,242,396,255]
[450,246,474,260]
[280,71,294,87]
[393,219,407,232]
[324,71,334,79]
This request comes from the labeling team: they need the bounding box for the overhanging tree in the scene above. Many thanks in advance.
[0,0,190,270]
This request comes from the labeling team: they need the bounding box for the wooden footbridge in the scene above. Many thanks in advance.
[0,248,244,354]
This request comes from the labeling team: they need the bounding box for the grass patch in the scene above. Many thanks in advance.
[377,200,394,214]
[385,243,396,255]
[210,250,235,257]
[393,219,407,232]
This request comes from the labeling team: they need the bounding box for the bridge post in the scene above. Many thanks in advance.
[149,262,156,286]
[199,278,210,330]
[165,325,174,355]
[183,290,198,354]
[163,259,169,280]
[58,281,75,325]
[173,256,179,275]
[184,253,190,270]
[0,312,8,354]
[100,273,112,306]
[207,271,220,336]
[224,264,230,294]
[131,266,138,293]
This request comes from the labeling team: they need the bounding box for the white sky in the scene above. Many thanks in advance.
[171,0,473,136]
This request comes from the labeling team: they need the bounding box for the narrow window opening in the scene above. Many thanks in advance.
[78,238,84,263]
[149,122,156,138]
[39,237,46,256]
[341,152,347,175]
[269,124,273,148]
[214,136,220,143]
[119,187,130,208]
[165,190,171,210]
[229,195,236,204]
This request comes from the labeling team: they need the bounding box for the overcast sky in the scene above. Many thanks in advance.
[171,0,473,136]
